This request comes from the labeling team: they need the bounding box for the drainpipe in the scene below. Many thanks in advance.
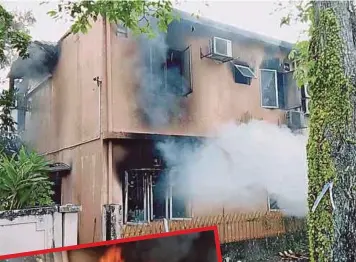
[104,17,114,204]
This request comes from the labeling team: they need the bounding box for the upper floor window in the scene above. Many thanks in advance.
[161,47,193,97]
[260,69,279,108]
[233,64,256,85]
[116,23,128,38]
[268,194,280,211]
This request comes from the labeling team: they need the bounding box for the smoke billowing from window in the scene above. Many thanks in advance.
[157,120,308,217]
[8,41,60,81]
[136,24,188,127]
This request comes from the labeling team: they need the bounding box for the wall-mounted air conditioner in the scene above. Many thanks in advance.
[201,37,233,63]
[286,110,307,130]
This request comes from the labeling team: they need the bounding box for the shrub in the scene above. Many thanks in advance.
[0,147,54,211]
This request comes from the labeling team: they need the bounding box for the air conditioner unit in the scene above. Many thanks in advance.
[206,37,233,62]
[286,110,307,130]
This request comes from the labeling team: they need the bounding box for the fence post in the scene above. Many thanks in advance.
[102,204,123,241]
[59,204,82,247]
[53,208,63,248]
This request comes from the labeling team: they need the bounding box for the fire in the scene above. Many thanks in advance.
[99,245,124,262]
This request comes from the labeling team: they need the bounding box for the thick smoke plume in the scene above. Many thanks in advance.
[136,24,189,127]
[8,41,60,81]
[157,120,308,217]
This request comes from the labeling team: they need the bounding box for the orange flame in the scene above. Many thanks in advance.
[99,245,124,262]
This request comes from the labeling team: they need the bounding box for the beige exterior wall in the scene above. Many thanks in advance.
[107,24,286,137]
[23,19,107,244]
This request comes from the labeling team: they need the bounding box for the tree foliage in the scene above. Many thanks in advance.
[0,147,54,211]
[47,0,176,37]
[282,1,356,261]
[0,5,32,68]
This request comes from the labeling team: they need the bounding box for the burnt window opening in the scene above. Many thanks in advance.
[123,168,191,223]
[233,64,256,86]
[161,47,193,97]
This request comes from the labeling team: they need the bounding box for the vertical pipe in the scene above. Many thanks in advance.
[143,172,147,221]
[124,171,128,223]
[108,141,113,203]
[150,174,153,220]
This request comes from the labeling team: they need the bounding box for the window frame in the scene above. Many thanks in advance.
[260,68,279,109]
[116,23,128,38]
[167,178,193,220]
[234,65,256,79]
[267,194,280,212]
[123,169,192,225]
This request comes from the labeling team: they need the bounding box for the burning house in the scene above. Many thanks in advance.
[8,9,308,244]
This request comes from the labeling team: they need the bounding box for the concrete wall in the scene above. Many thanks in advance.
[0,205,80,256]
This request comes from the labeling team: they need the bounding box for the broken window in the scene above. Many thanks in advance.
[125,170,150,222]
[234,64,256,85]
[260,69,279,108]
[123,168,191,223]
[162,47,193,97]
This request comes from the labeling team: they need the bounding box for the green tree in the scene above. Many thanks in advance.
[0,147,53,211]
[0,5,32,68]
[47,0,176,36]
[283,0,356,261]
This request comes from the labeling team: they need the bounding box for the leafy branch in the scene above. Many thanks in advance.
[47,0,177,37]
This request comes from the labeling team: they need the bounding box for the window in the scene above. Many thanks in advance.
[117,23,128,38]
[123,169,191,224]
[168,168,192,219]
[268,194,280,211]
[260,69,279,108]
[234,65,256,85]
[161,47,193,97]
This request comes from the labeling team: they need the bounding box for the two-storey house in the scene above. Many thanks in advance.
[8,10,308,244]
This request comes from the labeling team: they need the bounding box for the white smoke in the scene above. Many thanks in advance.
[157,120,308,217]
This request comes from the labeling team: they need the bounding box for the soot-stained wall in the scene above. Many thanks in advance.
[109,11,294,136]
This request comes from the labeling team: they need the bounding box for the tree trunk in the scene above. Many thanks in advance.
[313,1,356,261]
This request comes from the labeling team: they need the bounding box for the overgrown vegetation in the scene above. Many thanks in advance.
[222,218,308,262]
[0,5,32,67]
[283,1,355,260]
[305,8,351,261]
[0,147,54,211]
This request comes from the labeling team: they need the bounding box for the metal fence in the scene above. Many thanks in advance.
[121,211,306,244]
